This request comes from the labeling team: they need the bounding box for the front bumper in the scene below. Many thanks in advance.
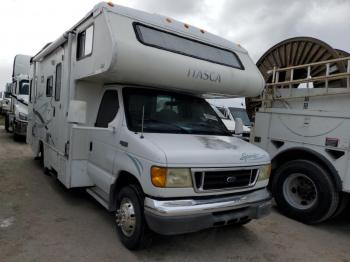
[14,119,28,136]
[144,188,272,235]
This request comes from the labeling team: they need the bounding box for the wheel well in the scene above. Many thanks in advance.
[271,148,342,191]
[109,171,142,211]
[38,140,44,156]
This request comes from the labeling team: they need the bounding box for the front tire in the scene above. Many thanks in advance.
[271,159,339,224]
[115,185,152,250]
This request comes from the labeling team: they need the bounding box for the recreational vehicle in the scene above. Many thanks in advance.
[5,55,30,138]
[28,2,271,249]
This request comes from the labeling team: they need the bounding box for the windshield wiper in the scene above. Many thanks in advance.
[192,122,231,136]
[145,118,190,133]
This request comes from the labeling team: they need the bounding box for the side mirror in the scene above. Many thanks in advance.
[67,100,87,124]
[235,118,243,135]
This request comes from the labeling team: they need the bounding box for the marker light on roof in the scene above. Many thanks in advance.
[200,29,205,34]
[107,2,114,7]
[166,18,172,23]
[184,23,189,29]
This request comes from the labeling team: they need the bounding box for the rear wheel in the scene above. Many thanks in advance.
[272,159,339,224]
[331,193,349,219]
[115,185,152,250]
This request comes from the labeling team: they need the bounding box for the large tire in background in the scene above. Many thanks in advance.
[271,159,339,224]
[115,185,152,250]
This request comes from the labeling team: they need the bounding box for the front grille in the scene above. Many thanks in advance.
[193,169,258,191]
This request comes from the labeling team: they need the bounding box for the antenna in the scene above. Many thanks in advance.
[140,105,145,139]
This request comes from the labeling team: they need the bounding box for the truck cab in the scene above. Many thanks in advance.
[5,55,30,139]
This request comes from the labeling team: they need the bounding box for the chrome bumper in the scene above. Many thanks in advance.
[144,188,272,235]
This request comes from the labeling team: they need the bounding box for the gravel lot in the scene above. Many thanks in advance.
[1,127,350,262]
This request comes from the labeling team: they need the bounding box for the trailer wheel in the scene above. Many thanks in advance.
[115,185,152,250]
[272,159,339,224]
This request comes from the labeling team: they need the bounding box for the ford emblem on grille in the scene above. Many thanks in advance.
[226,176,237,183]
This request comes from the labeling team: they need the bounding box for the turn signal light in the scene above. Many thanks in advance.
[151,167,166,187]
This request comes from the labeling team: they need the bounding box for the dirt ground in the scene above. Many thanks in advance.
[1,127,350,262]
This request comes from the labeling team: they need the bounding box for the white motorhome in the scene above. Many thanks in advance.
[28,2,271,249]
[5,55,30,138]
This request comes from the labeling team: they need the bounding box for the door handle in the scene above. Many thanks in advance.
[89,142,93,151]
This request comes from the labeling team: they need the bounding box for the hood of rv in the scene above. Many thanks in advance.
[143,133,269,166]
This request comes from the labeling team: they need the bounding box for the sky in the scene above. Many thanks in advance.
[0,0,349,106]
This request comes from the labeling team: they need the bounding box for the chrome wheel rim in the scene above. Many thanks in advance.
[283,173,318,210]
[116,197,136,237]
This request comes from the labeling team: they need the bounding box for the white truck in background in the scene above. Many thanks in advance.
[5,55,31,139]
[28,2,272,249]
[0,83,11,115]
[251,56,350,224]
[214,104,251,139]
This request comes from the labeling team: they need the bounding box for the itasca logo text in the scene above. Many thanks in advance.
[187,69,221,83]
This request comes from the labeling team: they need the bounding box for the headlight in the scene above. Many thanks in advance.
[18,112,28,121]
[258,164,271,181]
[151,167,192,188]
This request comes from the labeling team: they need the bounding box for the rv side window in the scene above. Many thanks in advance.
[134,24,243,69]
[77,25,94,60]
[46,76,53,97]
[55,63,62,101]
[95,90,119,128]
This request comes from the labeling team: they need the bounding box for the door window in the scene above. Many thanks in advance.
[95,90,119,128]
[55,63,62,101]
[46,76,53,97]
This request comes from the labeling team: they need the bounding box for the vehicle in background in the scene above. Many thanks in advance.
[5,55,30,140]
[249,37,350,224]
[210,104,236,133]
[28,2,271,250]
[0,83,12,115]
[215,105,251,140]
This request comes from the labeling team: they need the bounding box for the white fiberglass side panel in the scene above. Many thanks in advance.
[72,13,114,81]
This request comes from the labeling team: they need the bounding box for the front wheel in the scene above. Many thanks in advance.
[115,185,152,250]
[271,159,339,224]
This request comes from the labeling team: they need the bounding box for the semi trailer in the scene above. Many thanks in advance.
[28,2,272,249]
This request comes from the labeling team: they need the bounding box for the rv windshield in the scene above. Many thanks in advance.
[123,88,230,136]
[19,80,29,95]
[229,107,251,126]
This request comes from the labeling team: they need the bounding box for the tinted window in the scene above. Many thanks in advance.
[95,90,119,128]
[55,63,62,101]
[19,80,29,95]
[46,76,53,97]
[135,24,243,69]
[77,25,94,59]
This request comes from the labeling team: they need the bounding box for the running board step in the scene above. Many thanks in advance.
[86,188,109,209]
